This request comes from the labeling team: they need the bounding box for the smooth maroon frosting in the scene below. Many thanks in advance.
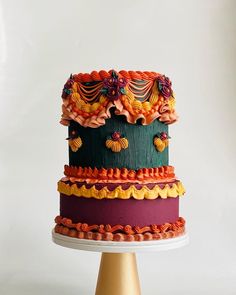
[60,195,179,227]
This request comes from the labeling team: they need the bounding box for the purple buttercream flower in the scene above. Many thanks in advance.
[157,75,173,99]
[111,131,121,141]
[101,70,127,102]
[66,130,78,140]
[62,74,74,99]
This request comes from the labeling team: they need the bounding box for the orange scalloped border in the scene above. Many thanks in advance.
[63,165,176,184]
[54,216,185,242]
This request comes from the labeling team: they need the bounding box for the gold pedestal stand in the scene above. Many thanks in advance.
[52,230,189,295]
[95,253,141,295]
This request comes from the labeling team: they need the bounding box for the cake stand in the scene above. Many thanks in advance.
[52,230,189,295]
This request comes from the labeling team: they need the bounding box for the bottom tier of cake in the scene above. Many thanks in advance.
[54,194,185,242]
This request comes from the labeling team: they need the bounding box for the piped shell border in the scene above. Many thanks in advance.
[54,216,185,242]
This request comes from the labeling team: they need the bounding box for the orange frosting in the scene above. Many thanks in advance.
[61,70,178,127]
[73,71,158,83]
[63,165,176,184]
[54,216,185,242]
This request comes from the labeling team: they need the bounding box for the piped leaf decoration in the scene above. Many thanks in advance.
[153,132,170,153]
[69,137,83,152]
[105,132,129,153]
[119,138,129,149]
[66,130,83,152]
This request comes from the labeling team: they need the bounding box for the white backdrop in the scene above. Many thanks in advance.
[0,0,236,294]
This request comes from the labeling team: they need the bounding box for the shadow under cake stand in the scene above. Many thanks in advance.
[52,230,189,295]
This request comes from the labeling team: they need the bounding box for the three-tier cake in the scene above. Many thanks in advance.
[54,70,186,242]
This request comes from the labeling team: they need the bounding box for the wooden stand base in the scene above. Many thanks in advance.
[95,253,141,295]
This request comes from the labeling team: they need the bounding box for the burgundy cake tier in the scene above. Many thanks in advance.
[60,195,179,227]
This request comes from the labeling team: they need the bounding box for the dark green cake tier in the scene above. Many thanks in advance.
[69,110,168,170]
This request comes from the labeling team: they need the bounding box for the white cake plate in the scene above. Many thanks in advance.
[52,230,189,295]
[52,229,189,253]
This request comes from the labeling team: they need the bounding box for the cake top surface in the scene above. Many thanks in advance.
[60,70,178,128]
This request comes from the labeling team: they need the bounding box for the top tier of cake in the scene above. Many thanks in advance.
[60,70,178,170]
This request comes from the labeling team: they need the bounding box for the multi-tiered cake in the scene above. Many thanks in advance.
[54,70,186,242]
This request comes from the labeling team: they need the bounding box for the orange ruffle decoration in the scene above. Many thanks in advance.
[60,70,178,127]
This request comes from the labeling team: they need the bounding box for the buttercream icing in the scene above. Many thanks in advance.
[57,180,185,200]
[60,70,178,127]
[63,165,176,184]
[54,216,185,242]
